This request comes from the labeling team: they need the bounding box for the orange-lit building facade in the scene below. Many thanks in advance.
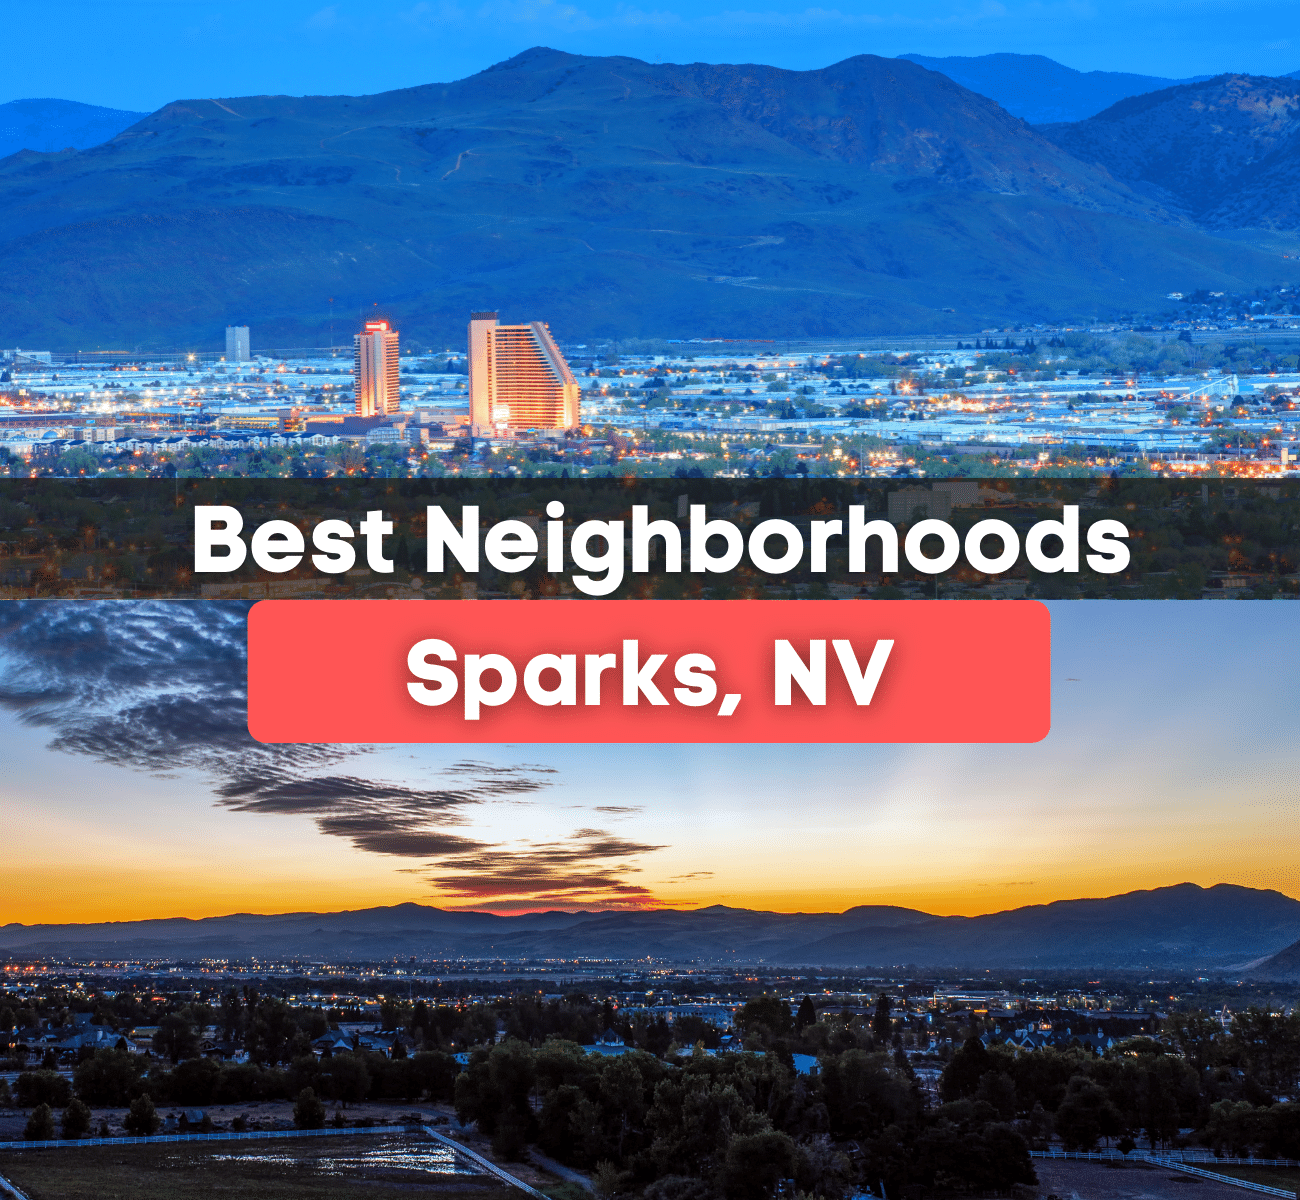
[354,320,400,417]
[468,312,580,434]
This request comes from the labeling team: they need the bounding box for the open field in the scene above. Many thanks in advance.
[1196,1164,1300,1192]
[0,1133,513,1200]
[1034,1160,1264,1200]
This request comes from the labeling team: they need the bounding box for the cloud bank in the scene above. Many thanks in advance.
[0,601,665,910]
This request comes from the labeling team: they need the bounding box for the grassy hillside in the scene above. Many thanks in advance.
[1,49,1296,349]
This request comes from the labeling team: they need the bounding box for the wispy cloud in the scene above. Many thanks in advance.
[0,602,667,911]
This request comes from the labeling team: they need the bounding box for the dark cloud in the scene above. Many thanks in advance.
[0,601,670,909]
[213,765,553,856]
[424,830,665,905]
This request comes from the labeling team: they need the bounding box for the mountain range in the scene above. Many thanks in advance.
[895,55,1218,124]
[1040,74,1300,231]
[0,98,147,159]
[1,49,1298,349]
[4,883,1298,971]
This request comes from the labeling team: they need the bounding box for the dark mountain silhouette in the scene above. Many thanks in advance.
[0,98,148,158]
[0,48,1293,349]
[896,54,1213,124]
[1244,936,1300,981]
[3,883,1296,969]
[1040,74,1300,229]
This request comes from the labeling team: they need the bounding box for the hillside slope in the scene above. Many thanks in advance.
[1242,936,1300,981]
[0,49,1295,348]
[1041,75,1300,229]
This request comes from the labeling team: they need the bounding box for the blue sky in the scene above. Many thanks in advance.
[6,0,1297,112]
[0,600,1296,922]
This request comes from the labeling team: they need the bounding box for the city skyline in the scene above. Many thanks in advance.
[0,600,1295,925]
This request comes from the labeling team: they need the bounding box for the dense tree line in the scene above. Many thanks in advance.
[455,1037,1034,1200]
[14,1046,462,1111]
[937,1007,1300,1157]
[9,983,1300,1196]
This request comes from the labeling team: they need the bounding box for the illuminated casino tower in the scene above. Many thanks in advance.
[354,319,400,417]
[468,311,580,435]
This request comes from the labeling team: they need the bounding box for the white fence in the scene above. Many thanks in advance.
[423,1126,548,1198]
[0,1123,398,1152]
[1032,1149,1300,1168]
[1153,1158,1296,1198]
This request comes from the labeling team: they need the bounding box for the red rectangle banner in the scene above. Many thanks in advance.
[247,600,1050,744]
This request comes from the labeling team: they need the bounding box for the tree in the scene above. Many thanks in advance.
[735,995,793,1042]
[26,1104,56,1140]
[795,996,817,1032]
[74,1048,147,1107]
[1231,1008,1300,1098]
[17,1071,71,1109]
[592,1160,623,1199]
[294,1087,326,1129]
[153,1012,199,1063]
[1169,1010,1223,1073]
[1138,1061,1184,1151]
[171,1055,222,1106]
[1026,1101,1054,1149]
[821,1048,917,1140]
[319,1051,371,1105]
[219,988,245,1043]
[871,994,893,1043]
[411,1050,460,1103]
[722,1129,799,1200]
[61,1097,92,1139]
[1054,1077,1122,1151]
[247,998,304,1065]
[125,1094,160,1137]
[976,1070,1018,1120]
[940,1036,994,1102]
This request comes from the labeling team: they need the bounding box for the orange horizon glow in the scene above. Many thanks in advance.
[5,864,1297,927]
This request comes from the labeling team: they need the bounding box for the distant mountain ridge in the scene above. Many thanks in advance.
[895,54,1216,124]
[4,884,1298,970]
[2,50,1298,347]
[1245,937,1300,981]
[1040,74,1300,230]
[0,97,147,158]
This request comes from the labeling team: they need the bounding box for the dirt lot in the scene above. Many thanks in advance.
[0,1131,518,1200]
[1034,1160,1283,1200]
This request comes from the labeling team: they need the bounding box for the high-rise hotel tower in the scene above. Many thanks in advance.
[225,325,250,363]
[468,312,580,435]
[354,319,401,417]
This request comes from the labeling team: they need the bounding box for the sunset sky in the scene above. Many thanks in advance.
[0,600,1296,925]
